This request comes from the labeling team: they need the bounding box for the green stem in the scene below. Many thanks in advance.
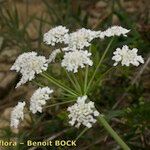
[45,100,76,108]
[75,127,88,141]
[65,70,80,93]
[91,66,114,90]
[86,38,114,93]
[32,80,44,87]
[84,65,89,94]
[41,73,78,97]
[97,115,130,150]
[72,73,82,94]
[84,45,92,94]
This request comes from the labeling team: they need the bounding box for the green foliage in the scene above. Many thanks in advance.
[0,5,34,50]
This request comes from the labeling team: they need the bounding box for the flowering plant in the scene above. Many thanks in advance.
[10,25,144,149]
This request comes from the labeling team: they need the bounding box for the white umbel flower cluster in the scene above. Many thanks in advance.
[43,25,131,73]
[10,102,26,129]
[99,26,130,38]
[30,87,53,114]
[67,96,99,128]
[10,52,48,88]
[65,28,99,50]
[61,50,93,73]
[43,26,69,46]
[112,45,144,66]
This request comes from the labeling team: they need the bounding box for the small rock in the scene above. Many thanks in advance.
[1,107,12,119]
[0,72,17,98]
[96,1,107,8]
[0,48,20,63]
[0,72,5,82]
[0,119,9,129]
[112,14,120,25]
[0,63,12,72]
[0,37,3,50]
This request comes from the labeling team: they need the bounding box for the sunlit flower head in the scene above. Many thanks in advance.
[30,87,53,114]
[102,26,130,38]
[61,50,93,73]
[10,52,48,88]
[65,28,99,50]
[43,26,69,46]
[112,45,144,66]
[10,101,26,129]
[67,96,99,128]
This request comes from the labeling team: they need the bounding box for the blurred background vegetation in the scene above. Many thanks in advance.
[0,0,150,149]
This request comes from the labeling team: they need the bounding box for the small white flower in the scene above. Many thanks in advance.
[98,31,106,39]
[10,101,26,128]
[67,96,99,128]
[112,45,144,66]
[65,28,99,50]
[43,26,69,46]
[30,87,53,114]
[10,52,48,88]
[101,26,130,38]
[61,50,93,73]
[48,49,61,63]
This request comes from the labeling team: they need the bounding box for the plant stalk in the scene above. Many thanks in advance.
[97,115,130,150]
[75,127,88,141]
[41,73,78,97]
[45,100,76,108]
[86,38,114,93]
[65,70,80,93]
